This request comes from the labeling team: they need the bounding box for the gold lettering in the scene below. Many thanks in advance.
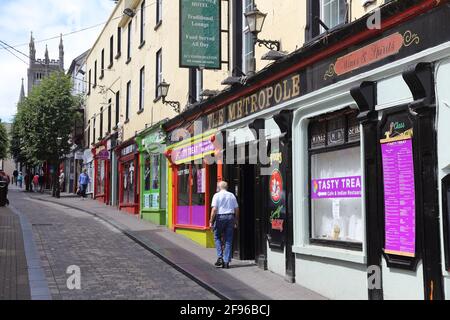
[237,100,243,118]
[292,74,300,97]
[258,90,266,110]
[283,80,292,101]
[274,84,283,103]
[266,87,274,108]
[251,94,258,113]
[218,109,224,125]
[207,114,214,130]
[228,103,236,121]
[244,97,251,116]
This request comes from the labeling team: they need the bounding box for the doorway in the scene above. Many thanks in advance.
[227,164,256,261]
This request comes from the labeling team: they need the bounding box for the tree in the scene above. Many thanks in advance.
[11,72,80,197]
[0,120,8,160]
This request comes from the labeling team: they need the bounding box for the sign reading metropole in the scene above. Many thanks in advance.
[180,0,221,69]
[311,176,362,199]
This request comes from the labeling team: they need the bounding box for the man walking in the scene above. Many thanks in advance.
[78,169,90,199]
[209,181,239,269]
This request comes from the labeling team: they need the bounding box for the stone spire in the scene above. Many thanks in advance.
[44,45,49,65]
[29,32,36,64]
[59,34,64,70]
[19,78,25,103]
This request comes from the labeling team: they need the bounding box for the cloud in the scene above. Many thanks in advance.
[0,0,116,123]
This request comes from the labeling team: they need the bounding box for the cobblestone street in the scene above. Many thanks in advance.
[7,190,218,300]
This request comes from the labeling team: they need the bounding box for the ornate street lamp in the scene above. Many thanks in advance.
[158,80,181,113]
[244,6,281,52]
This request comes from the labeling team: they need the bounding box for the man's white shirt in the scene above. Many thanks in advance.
[211,190,239,215]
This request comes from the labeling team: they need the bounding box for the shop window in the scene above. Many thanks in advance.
[96,159,105,196]
[122,160,136,205]
[308,110,363,250]
[143,154,160,209]
[176,163,208,227]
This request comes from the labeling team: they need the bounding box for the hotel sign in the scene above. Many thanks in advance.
[180,0,221,69]
[205,73,302,130]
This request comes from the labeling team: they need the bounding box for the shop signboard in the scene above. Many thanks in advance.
[179,0,221,69]
[172,137,215,164]
[311,176,362,199]
[97,150,110,160]
[267,147,287,249]
[380,110,416,259]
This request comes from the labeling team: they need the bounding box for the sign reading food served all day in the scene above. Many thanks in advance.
[180,0,221,69]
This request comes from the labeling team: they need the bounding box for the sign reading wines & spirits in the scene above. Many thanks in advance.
[180,0,221,69]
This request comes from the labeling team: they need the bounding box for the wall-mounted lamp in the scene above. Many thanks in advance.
[244,6,281,52]
[158,80,181,113]
[123,8,136,18]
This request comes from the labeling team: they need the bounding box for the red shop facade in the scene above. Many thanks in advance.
[117,138,140,214]
[92,140,111,204]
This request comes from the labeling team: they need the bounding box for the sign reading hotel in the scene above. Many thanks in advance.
[381,129,416,258]
[206,73,302,130]
[180,0,221,69]
[311,176,362,199]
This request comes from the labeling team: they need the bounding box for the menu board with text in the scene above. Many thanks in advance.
[381,137,416,257]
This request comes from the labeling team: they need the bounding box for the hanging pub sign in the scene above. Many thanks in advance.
[380,111,416,259]
[179,0,221,69]
[267,146,287,250]
[97,149,110,160]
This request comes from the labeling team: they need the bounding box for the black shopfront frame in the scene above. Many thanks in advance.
[307,108,363,251]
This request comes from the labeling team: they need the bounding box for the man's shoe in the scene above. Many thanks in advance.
[214,258,224,268]
[222,262,230,269]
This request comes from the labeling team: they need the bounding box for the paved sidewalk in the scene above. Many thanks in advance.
[30,192,325,300]
[0,205,31,300]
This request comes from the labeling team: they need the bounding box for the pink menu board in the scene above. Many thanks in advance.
[381,138,416,257]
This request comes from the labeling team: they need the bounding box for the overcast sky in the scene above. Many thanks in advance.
[0,0,116,123]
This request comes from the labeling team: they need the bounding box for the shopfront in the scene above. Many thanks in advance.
[137,124,167,225]
[82,148,94,196]
[92,140,110,204]
[161,0,450,300]
[289,0,450,300]
[164,130,221,248]
[117,139,139,214]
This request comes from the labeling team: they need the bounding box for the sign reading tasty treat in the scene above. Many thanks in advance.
[381,114,416,258]
[180,0,221,69]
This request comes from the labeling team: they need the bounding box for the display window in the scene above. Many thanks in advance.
[122,160,136,205]
[143,153,161,209]
[175,163,208,228]
[96,159,106,195]
[308,109,363,250]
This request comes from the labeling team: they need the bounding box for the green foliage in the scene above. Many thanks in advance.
[0,120,8,160]
[10,72,80,166]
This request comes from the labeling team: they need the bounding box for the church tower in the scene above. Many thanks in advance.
[29,32,35,65]
[59,34,64,70]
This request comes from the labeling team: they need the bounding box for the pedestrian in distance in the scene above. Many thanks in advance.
[78,169,90,199]
[33,173,39,192]
[59,170,65,192]
[209,181,240,269]
[38,174,45,193]
[13,169,18,186]
[17,172,23,189]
